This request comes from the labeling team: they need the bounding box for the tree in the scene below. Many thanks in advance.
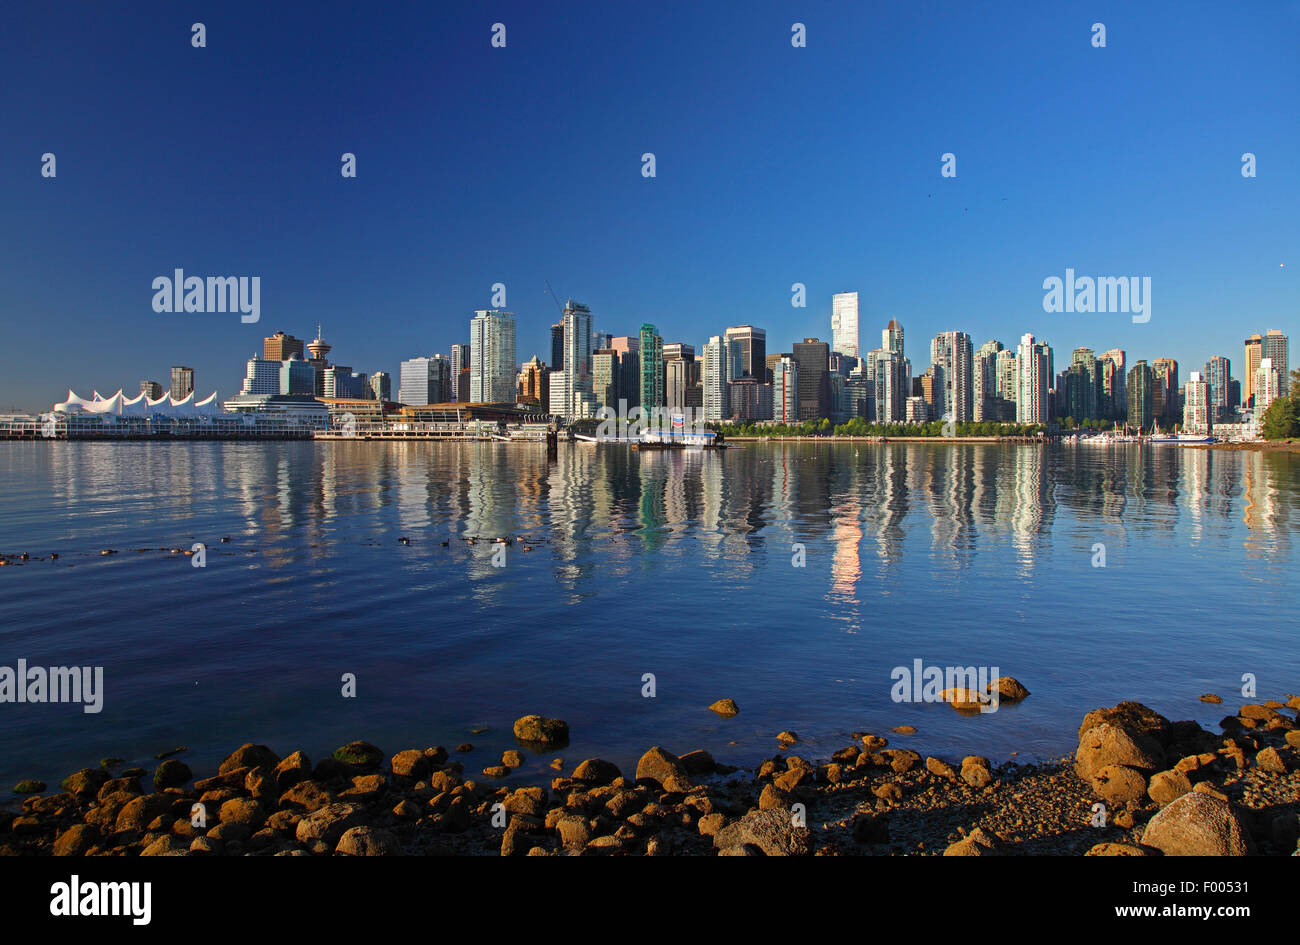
[1260,392,1299,440]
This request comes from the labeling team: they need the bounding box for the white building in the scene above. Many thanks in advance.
[469,310,516,402]
[561,301,593,418]
[1183,371,1211,434]
[1254,357,1281,415]
[772,356,798,423]
[703,335,735,421]
[929,330,974,422]
[1016,333,1050,423]
[832,292,860,359]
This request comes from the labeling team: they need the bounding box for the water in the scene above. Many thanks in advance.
[0,440,1296,794]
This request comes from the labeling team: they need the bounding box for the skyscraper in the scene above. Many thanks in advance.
[639,323,664,409]
[1100,349,1126,419]
[399,356,449,405]
[516,354,549,406]
[559,301,593,418]
[170,366,194,400]
[469,309,517,403]
[1015,334,1049,423]
[882,319,904,359]
[592,349,620,409]
[370,371,391,402]
[772,356,798,422]
[264,331,304,362]
[1203,355,1231,419]
[1183,372,1211,435]
[1127,360,1154,431]
[1243,334,1263,406]
[1263,330,1289,395]
[792,338,830,421]
[449,344,470,402]
[973,340,1003,421]
[550,323,564,376]
[140,380,162,400]
[611,336,641,409]
[1151,358,1179,423]
[831,292,860,359]
[873,349,906,422]
[725,325,767,381]
[702,335,732,421]
[1254,358,1281,414]
[929,331,974,422]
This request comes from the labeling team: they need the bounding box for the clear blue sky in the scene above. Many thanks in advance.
[1,0,1296,411]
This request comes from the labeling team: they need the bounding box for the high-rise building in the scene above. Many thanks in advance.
[448,344,470,402]
[1127,360,1154,431]
[882,319,904,359]
[728,377,773,420]
[1183,372,1211,435]
[517,354,549,406]
[140,380,162,400]
[264,331,304,362]
[593,331,612,352]
[549,323,564,376]
[1254,358,1281,414]
[1099,349,1126,419]
[772,356,798,422]
[370,371,391,402]
[281,355,315,395]
[792,338,830,421]
[1151,358,1179,423]
[973,340,1003,421]
[470,310,517,403]
[324,367,369,400]
[996,349,1018,403]
[930,331,974,422]
[831,292,860,359]
[639,323,664,409]
[1015,333,1049,423]
[702,335,734,421]
[1203,356,1231,419]
[1263,330,1289,395]
[399,357,445,405]
[724,325,767,382]
[592,349,620,409]
[665,358,692,410]
[556,302,593,417]
[662,342,694,363]
[170,366,194,400]
[239,357,280,395]
[1243,334,1263,406]
[872,349,906,422]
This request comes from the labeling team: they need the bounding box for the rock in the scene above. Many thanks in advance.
[861,735,888,752]
[219,743,279,775]
[709,699,739,718]
[280,780,333,812]
[153,760,192,789]
[925,757,957,781]
[53,824,100,856]
[512,715,569,747]
[557,816,593,849]
[882,749,921,774]
[1147,770,1193,806]
[61,768,110,801]
[1141,793,1253,856]
[333,741,383,769]
[271,750,312,792]
[115,794,175,833]
[987,676,1030,702]
[1075,712,1167,782]
[13,780,45,794]
[295,803,365,846]
[1286,731,1300,750]
[635,747,690,788]
[1199,694,1223,704]
[939,688,988,711]
[390,749,431,780]
[336,825,400,856]
[678,750,715,775]
[1093,765,1150,806]
[943,827,1002,856]
[141,835,187,856]
[1256,746,1288,773]
[1086,843,1151,856]
[776,731,798,748]
[712,808,812,856]
[759,783,794,810]
[891,725,916,735]
[219,797,266,828]
[718,843,762,856]
[960,762,992,788]
[501,750,526,768]
[697,813,727,837]
[571,758,621,785]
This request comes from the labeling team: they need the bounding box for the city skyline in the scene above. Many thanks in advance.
[2,2,1296,412]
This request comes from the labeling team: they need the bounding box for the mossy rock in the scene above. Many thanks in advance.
[99,757,125,769]
[153,759,193,789]
[14,780,46,794]
[333,741,384,769]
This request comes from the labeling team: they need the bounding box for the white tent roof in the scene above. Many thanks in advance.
[54,389,224,417]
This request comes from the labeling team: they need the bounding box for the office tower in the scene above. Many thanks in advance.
[919,371,937,418]
[370,371,391,402]
[264,330,304,362]
[280,355,315,395]
[1263,330,1289,394]
[140,380,162,400]
[1015,333,1049,424]
[728,377,772,420]
[469,309,517,403]
[846,364,872,420]
[772,357,798,422]
[765,352,787,386]
[324,367,369,400]
[1203,356,1230,420]
[1228,378,1240,410]
[996,349,1018,402]
[239,357,280,395]
[517,354,549,406]
[547,371,567,415]
[1099,349,1125,419]
[448,344,470,402]
[1066,347,1100,420]
[554,301,592,417]
[665,358,688,410]
[702,336,734,421]
[593,331,612,352]
[973,340,1003,421]
[792,338,830,421]
[550,323,564,375]
[873,349,906,422]
[1151,358,1179,422]
[1183,372,1211,434]
[831,292,860,359]
[882,319,904,359]
[639,323,664,409]
[1254,358,1281,414]
[170,366,194,400]
[929,331,974,422]
[399,357,439,405]
[905,397,928,422]
[662,342,694,363]
[724,325,767,381]
[592,349,620,409]
[1243,334,1263,406]
[1127,360,1154,431]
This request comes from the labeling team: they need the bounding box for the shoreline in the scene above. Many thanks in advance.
[6,691,1297,856]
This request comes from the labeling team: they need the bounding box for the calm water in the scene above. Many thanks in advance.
[1,440,1297,794]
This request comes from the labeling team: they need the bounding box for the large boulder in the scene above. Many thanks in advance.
[712,808,812,856]
[295,803,365,845]
[512,716,569,748]
[1141,792,1253,856]
[1075,703,1170,783]
[635,747,689,788]
[219,743,279,775]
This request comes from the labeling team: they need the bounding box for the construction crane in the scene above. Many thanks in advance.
[544,280,566,316]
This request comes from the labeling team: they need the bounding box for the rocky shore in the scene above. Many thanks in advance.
[4,696,1299,857]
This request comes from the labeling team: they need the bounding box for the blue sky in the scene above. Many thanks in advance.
[1,0,1296,411]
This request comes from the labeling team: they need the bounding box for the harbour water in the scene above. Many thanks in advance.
[0,440,1296,794]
